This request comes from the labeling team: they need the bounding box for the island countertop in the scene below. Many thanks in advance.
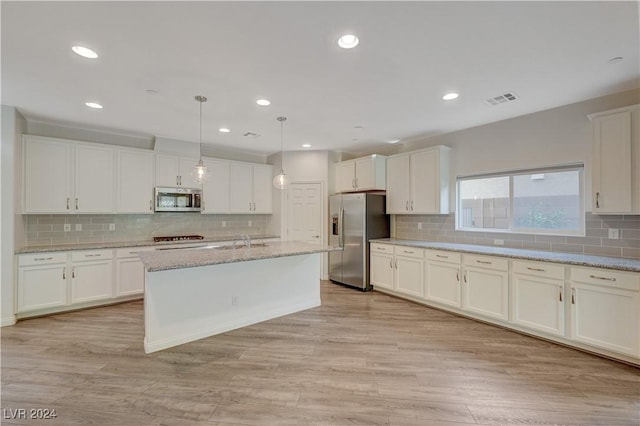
[139,241,341,272]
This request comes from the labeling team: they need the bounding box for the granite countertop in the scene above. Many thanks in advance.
[139,241,342,272]
[15,235,281,254]
[371,238,640,273]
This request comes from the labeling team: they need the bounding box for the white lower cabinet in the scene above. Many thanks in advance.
[17,253,68,312]
[70,250,113,304]
[370,243,423,297]
[570,267,640,357]
[424,250,462,308]
[512,260,565,336]
[115,247,155,297]
[370,244,395,291]
[462,255,509,321]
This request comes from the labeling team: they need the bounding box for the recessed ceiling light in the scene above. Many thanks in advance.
[72,45,98,59]
[256,99,271,106]
[354,125,364,129]
[302,144,311,148]
[338,34,359,49]
[608,56,624,64]
[219,128,230,133]
[442,92,459,101]
[85,102,103,109]
[387,139,400,144]
[146,89,158,95]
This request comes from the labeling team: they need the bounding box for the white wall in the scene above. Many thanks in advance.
[366,89,640,211]
[1,106,27,326]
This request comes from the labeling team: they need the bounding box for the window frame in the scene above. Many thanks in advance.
[455,164,585,237]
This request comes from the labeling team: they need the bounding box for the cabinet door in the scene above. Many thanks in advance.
[178,157,202,189]
[116,148,154,213]
[23,136,72,213]
[202,158,230,213]
[229,163,253,213]
[463,267,509,321]
[513,274,564,336]
[252,164,273,213]
[71,261,113,303]
[371,252,394,290]
[571,282,639,357]
[410,149,439,213]
[155,154,180,187]
[386,155,410,213]
[116,258,145,297]
[425,261,461,308]
[592,111,633,214]
[17,264,68,312]
[75,143,115,213]
[354,157,374,190]
[336,161,356,192]
[395,256,424,298]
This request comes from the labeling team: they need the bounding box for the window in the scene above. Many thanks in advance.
[456,165,584,236]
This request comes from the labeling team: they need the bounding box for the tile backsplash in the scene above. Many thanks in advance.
[394,213,640,259]
[25,213,271,246]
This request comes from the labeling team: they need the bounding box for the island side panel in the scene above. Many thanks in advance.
[143,253,321,353]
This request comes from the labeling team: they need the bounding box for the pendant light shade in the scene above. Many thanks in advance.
[191,95,210,184]
[273,116,289,190]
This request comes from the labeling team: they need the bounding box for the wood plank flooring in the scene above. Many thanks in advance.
[1,280,638,425]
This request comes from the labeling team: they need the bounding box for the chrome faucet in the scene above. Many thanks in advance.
[242,234,251,249]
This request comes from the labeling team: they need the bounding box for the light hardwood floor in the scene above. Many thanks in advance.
[1,281,638,425]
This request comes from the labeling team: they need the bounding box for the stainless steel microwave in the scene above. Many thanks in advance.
[154,187,202,212]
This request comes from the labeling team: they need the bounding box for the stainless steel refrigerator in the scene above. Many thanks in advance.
[329,193,389,291]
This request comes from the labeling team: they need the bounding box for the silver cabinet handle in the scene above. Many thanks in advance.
[410,200,414,211]
[589,274,616,282]
[149,200,153,211]
[34,256,53,261]
[571,288,575,304]
[63,267,66,280]
[477,260,492,265]
[527,267,546,272]
[66,197,70,210]
[352,178,356,189]
[436,254,448,259]
[75,198,79,210]
[405,201,409,211]
[312,235,320,238]
[72,267,75,279]
[456,271,459,282]
[84,253,100,258]
[253,203,256,211]
[389,259,393,269]
[403,250,414,254]
[464,271,467,283]
[559,287,563,302]
[595,192,600,209]
[355,178,358,188]
[394,259,398,269]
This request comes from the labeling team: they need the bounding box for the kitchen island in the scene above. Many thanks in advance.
[138,241,340,353]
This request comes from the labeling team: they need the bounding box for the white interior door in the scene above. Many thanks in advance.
[288,182,322,244]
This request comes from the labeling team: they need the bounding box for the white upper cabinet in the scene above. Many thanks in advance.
[23,135,73,213]
[23,135,115,214]
[202,157,231,214]
[75,143,115,214]
[589,105,640,214]
[116,148,155,214]
[386,146,450,214]
[335,155,386,193]
[229,162,273,214]
[155,153,202,188]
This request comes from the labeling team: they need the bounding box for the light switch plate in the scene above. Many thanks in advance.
[109,223,115,231]
[64,224,71,232]
[608,228,620,239]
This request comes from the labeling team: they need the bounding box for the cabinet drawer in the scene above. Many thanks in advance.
[71,249,113,262]
[513,260,565,280]
[424,250,461,264]
[371,243,393,254]
[463,254,508,271]
[570,267,639,291]
[116,246,155,259]
[394,246,423,259]
[18,252,67,266]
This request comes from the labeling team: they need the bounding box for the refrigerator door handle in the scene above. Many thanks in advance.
[339,206,345,248]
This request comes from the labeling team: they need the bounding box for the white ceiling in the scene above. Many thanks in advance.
[2,1,639,156]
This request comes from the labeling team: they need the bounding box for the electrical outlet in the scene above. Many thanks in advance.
[417,223,422,230]
[75,224,82,231]
[64,224,71,232]
[608,228,620,239]
[494,239,504,246]
[248,220,252,227]
[109,223,115,231]
[221,221,226,228]
[231,295,239,306]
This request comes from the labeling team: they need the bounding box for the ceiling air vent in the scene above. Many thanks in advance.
[484,92,519,106]
[243,131,261,138]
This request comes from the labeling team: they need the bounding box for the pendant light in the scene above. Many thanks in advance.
[191,95,210,184]
[273,116,289,190]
